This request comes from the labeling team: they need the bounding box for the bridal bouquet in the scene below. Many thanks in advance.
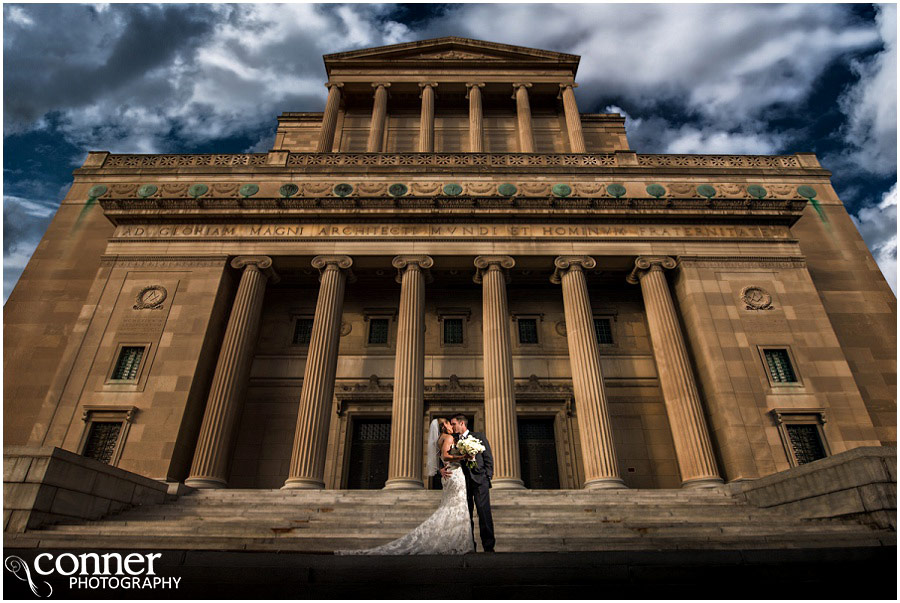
[455,435,485,469]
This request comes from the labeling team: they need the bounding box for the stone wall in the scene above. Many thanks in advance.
[727,446,896,530]
[3,445,171,533]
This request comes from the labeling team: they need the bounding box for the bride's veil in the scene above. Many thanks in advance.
[424,418,440,476]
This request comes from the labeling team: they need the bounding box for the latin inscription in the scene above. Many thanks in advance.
[115,223,790,240]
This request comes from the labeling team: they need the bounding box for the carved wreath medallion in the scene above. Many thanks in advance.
[134,285,167,310]
[740,285,773,310]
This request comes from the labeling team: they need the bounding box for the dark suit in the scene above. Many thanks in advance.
[458,430,495,552]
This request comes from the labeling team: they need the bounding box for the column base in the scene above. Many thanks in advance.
[281,477,325,490]
[583,477,629,490]
[383,478,424,490]
[184,476,227,489]
[681,476,725,489]
[490,478,526,490]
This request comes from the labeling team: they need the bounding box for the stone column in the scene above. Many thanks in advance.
[366,82,390,153]
[466,82,485,153]
[186,257,279,488]
[316,82,343,153]
[551,256,626,489]
[474,256,525,489]
[512,82,535,153]
[385,255,434,489]
[560,83,586,153]
[418,82,437,153]
[283,256,354,489]
[627,257,723,488]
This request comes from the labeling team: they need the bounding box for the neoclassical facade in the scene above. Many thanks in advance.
[5,38,895,494]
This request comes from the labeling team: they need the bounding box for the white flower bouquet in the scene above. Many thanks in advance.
[455,435,485,469]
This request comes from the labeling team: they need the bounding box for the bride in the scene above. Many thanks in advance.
[335,417,475,555]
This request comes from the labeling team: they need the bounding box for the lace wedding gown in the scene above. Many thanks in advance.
[335,453,474,555]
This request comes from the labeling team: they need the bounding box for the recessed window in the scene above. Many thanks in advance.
[368,318,390,344]
[785,424,827,465]
[443,318,464,345]
[82,421,122,464]
[293,318,314,345]
[111,346,145,381]
[764,349,797,383]
[593,318,613,345]
[518,318,539,344]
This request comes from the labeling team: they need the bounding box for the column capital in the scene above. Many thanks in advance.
[465,82,485,98]
[231,256,280,283]
[512,82,533,89]
[550,255,596,284]
[473,255,515,284]
[559,82,578,90]
[626,256,677,284]
[392,255,434,283]
[371,82,391,88]
[312,255,356,282]
[325,81,344,90]
[558,82,579,99]
[418,81,439,89]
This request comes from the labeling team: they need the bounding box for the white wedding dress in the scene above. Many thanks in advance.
[335,424,474,555]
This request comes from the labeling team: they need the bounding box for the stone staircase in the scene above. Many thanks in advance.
[5,487,894,553]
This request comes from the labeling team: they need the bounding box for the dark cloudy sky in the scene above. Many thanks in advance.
[4,3,897,302]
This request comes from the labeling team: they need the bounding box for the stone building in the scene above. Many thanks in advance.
[4,37,896,499]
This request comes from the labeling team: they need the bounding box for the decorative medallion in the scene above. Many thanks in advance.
[443,183,463,196]
[747,184,767,199]
[357,182,388,196]
[606,183,627,198]
[552,183,572,198]
[161,183,189,197]
[188,184,208,198]
[555,321,568,337]
[111,184,137,196]
[333,183,354,197]
[646,184,666,198]
[696,184,717,199]
[133,285,167,310]
[719,184,743,197]
[740,285,774,310]
[519,183,550,196]
[410,182,442,196]
[279,183,299,198]
[302,182,331,196]
[388,183,408,197]
[769,185,794,197]
[239,183,259,197]
[88,185,108,198]
[797,185,817,199]
[212,183,240,196]
[497,183,518,196]
[574,183,605,197]
[465,182,494,196]
[667,183,694,197]
[340,321,352,336]
[137,184,158,198]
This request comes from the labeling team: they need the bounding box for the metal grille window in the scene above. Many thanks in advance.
[786,424,826,464]
[368,318,390,344]
[764,349,797,383]
[82,422,122,464]
[443,318,464,344]
[594,318,613,345]
[111,346,144,381]
[293,318,314,345]
[518,318,539,344]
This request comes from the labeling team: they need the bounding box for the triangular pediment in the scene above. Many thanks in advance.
[324,37,580,72]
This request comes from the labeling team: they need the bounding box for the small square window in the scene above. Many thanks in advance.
[593,318,613,345]
[111,346,144,381]
[764,349,797,383]
[443,318,464,345]
[518,318,539,344]
[368,318,390,344]
[82,421,122,464]
[293,318,314,345]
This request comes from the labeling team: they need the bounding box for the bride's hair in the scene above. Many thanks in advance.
[435,417,451,434]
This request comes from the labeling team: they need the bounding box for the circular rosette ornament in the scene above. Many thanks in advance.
[188,184,208,198]
[442,183,463,196]
[239,183,259,198]
[388,183,408,197]
[646,184,666,199]
[497,183,517,197]
[797,185,817,200]
[137,184,158,198]
[696,184,716,199]
[279,183,299,198]
[88,185,108,199]
[333,183,354,197]
[552,183,572,198]
[747,184,767,199]
[606,183,627,198]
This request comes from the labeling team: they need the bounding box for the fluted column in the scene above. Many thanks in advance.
[627,257,723,488]
[560,83,586,153]
[186,257,279,488]
[366,82,390,152]
[418,82,437,153]
[474,256,525,489]
[512,82,535,153]
[316,82,343,153]
[385,255,433,489]
[551,256,626,489]
[466,82,485,153]
[283,256,354,489]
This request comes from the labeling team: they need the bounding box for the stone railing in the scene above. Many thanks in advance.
[94,152,807,170]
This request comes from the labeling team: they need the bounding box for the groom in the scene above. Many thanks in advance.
[441,414,495,552]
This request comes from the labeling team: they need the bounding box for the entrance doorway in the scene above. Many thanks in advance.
[518,418,561,489]
[346,418,391,489]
